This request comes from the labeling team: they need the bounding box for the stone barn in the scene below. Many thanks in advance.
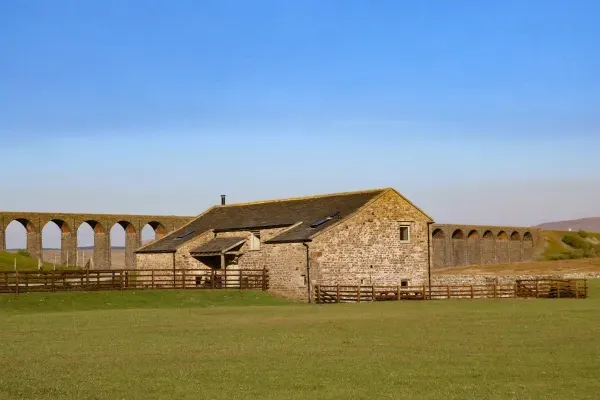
[135,188,435,301]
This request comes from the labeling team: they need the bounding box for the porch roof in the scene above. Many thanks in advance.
[189,237,246,256]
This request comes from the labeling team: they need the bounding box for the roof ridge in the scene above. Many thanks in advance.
[218,187,389,208]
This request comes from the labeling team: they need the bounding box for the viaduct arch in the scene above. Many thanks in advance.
[0,212,192,269]
[430,224,544,269]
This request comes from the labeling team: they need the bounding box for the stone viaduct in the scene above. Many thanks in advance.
[430,224,545,270]
[1,211,547,271]
[0,212,192,268]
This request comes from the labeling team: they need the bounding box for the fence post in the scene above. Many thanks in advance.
[371,285,375,302]
[86,269,90,289]
[470,285,474,299]
[120,270,124,290]
[25,273,29,291]
[182,269,186,289]
[493,284,497,298]
[51,271,55,292]
[557,281,561,299]
[575,281,579,299]
[336,284,340,303]
[239,269,242,289]
[397,285,401,301]
[262,268,267,291]
[151,270,155,289]
[446,285,450,299]
[536,280,539,298]
[316,285,320,303]
[513,282,517,298]
[211,269,215,289]
[15,271,19,295]
[357,285,361,303]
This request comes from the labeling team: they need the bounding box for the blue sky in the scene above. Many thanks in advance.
[1,0,599,249]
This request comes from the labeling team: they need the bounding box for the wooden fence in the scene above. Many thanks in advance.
[0,268,269,294]
[315,279,588,303]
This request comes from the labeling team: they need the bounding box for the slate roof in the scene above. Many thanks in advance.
[189,237,246,255]
[136,188,425,253]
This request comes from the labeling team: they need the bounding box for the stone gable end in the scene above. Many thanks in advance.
[309,189,431,287]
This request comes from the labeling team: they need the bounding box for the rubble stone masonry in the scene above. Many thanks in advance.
[308,190,432,288]
[135,227,309,300]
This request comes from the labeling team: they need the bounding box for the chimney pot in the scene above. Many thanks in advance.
[221,195,226,205]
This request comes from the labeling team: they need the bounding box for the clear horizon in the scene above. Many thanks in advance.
[2,0,599,248]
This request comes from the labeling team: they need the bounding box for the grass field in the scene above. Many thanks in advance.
[1,283,600,400]
[0,251,60,271]
[1,249,126,271]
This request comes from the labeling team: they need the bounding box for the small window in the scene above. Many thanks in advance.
[399,226,410,242]
[401,280,408,287]
[250,231,261,250]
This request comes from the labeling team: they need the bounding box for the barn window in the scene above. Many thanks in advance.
[249,231,261,250]
[401,280,408,287]
[399,226,410,242]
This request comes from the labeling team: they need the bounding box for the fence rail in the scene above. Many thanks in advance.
[0,268,269,294]
[315,279,588,303]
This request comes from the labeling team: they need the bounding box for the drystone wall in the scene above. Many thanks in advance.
[431,272,600,286]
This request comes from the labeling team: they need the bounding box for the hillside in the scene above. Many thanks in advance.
[540,230,600,260]
[0,251,77,271]
[537,217,600,232]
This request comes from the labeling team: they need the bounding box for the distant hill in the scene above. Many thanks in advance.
[536,217,600,233]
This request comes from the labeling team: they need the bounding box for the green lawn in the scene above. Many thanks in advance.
[1,283,600,400]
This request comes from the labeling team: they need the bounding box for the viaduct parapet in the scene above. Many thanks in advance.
[431,224,544,269]
[0,212,193,268]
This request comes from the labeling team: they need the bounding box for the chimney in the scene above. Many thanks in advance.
[221,195,226,205]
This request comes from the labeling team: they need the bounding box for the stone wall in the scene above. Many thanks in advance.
[211,229,309,299]
[309,190,431,289]
[263,242,308,300]
[431,224,544,269]
[134,226,310,300]
[135,252,174,270]
[0,211,191,268]
[432,272,600,286]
